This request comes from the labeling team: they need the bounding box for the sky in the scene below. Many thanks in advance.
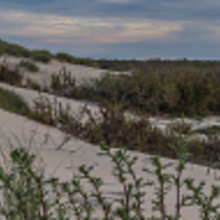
[0,0,220,60]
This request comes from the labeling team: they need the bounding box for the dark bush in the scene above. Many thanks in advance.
[0,61,23,85]
[31,50,52,63]
[55,53,76,63]
[0,39,30,57]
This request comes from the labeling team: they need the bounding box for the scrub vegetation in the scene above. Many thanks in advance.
[48,67,220,117]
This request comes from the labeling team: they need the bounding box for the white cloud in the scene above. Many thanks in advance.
[0,7,185,44]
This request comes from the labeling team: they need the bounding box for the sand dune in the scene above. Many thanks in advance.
[0,55,128,88]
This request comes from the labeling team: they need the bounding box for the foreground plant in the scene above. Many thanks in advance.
[0,138,220,219]
[184,178,220,220]
[98,142,149,219]
[143,140,207,220]
[0,148,51,219]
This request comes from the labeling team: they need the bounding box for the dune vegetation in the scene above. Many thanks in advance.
[0,40,220,164]
[0,87,30,115]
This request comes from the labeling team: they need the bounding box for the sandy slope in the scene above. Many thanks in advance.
[0,55,128,88]
[0,106,219,219]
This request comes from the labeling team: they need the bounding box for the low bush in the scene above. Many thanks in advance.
[0,39,30,57]
[50,67,78,97]
[25,78,41,91]
[19,60,39,72]
[30,50,52,63]
[0,60,23,86]
[55,52,76,63]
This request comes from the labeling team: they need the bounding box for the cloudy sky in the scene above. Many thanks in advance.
[0,0,220,59]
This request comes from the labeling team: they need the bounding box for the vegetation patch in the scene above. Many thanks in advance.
[0,87,30,115]
[0,39,30,57]
[0,61,23,86]
[29,94,218,164]
[19,59,39,72]
[46,67,220,117]
[194,125,220,135]
[31,50,52,63]
[55,52,76,63]
[167,120,193,136]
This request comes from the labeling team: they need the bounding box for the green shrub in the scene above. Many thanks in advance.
[79,68,218,117]
[50,67,78,97]
[0,61,23,85]
[55,52,76,63]
[19,60,39,72]
[0,39,30,57]
[30,50,52,63]
[5,45,30,57]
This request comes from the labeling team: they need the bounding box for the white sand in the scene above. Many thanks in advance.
[0,55,128,88]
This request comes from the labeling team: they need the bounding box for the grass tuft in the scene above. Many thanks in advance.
[0,87,31,116]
